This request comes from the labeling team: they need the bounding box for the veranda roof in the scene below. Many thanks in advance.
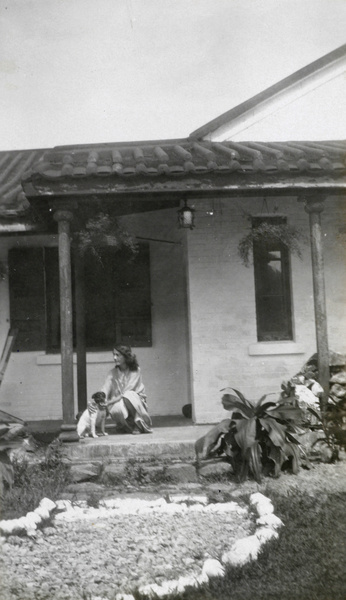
[0,139,345,230]
[23,139,346,199]
[0,149,45,231]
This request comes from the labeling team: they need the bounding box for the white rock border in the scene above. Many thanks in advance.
[130,492,284,599]
[54,496,248,521]
[0,492,284,599]
[0,497,56,537]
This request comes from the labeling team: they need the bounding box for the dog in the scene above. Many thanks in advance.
[76,391,108,439]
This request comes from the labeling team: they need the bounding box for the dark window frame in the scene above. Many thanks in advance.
[252,216,293,342]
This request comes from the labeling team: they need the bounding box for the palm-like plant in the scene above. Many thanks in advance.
[195,389,304,482]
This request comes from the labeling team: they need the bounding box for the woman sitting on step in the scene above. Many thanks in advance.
[101,344,153,435]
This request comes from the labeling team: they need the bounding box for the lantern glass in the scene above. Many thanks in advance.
[178,201,195,230]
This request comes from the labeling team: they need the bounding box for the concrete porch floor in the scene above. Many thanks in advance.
[61,417,214,462]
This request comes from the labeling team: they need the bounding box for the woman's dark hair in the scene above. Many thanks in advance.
[113,344,139,371]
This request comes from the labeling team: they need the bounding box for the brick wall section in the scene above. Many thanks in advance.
[186,195,346,423]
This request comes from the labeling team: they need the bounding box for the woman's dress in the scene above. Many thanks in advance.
[101,367,152,433]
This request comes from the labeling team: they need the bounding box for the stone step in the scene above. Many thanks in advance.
[67,457,234,486]
[59,424,233,488]
[62,424,212,463]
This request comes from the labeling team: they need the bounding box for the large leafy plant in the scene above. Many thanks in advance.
[195,388,304,482]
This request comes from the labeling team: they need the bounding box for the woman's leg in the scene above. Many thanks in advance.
[122,392,153,433]
[109,400,133,433]
[122,396,137,420]
[122,396,138,431]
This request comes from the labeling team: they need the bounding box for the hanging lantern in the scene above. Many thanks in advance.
[177,199,195,230]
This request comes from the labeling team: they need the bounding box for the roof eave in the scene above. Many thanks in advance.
[190,44,346,141]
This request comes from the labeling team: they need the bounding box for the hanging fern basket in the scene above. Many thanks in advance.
[238,220,306,267]
[73,212,138,261]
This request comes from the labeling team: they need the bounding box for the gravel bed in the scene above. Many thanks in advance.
[0,498,253,600]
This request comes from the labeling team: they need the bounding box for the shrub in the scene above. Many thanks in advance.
[0,439,71,519]
[284,352,346,462]
[307,399,346,462]
[0,420,28,495]
[86,492,100,508]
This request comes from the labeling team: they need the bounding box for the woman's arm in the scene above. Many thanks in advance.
[106,397,121,408]
[101,370,122,405]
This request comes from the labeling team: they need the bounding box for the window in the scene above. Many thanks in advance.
[9,244,152,352]
[252,217,293,342]
[8,248,46,351]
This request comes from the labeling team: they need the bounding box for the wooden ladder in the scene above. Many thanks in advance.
[0,328,18,386]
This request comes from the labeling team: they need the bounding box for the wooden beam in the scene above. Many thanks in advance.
[304,197,330,411]
[74,249,87,413]
[53,209,75,423]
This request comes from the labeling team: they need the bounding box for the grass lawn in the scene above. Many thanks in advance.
[135,488,346,600]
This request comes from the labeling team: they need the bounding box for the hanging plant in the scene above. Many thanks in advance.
[237,217,307,267]
[74,212,138,262]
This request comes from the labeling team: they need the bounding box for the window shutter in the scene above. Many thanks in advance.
[83,244,152,349]
[8,247,46,351]
[8,243,152,353]
[116,244,152,346]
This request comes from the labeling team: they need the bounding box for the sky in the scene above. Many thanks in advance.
[0,0,346,150]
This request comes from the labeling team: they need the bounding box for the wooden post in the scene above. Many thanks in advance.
[304,197,330,411]
[74,248,87,413]
[53,209,75,424]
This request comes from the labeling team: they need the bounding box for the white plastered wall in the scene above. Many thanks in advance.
[185,195,346,424]
[0,208,191,421]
